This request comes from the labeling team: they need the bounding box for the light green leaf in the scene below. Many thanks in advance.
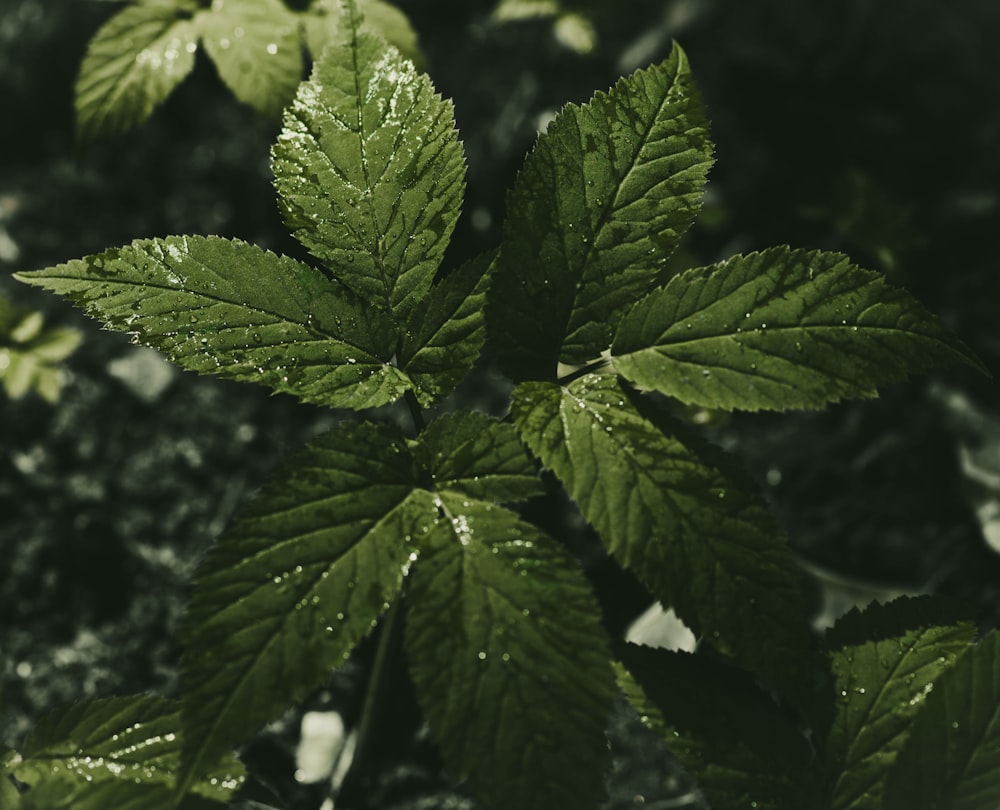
[398,251,492,406]
[616,646,820,810]
[178,421,436,793]
[199,0,302,119]
[2,745,22,808]
[75,0,200,142]
[511,374,810,691]
[885,629,1000,810]
[15,235,411,410]
[824,597,977,810]
[302,0,423,67]
[492,0,561,20]
[13,694,243,808]
[405,492,615,810]
[489,43,712,379]
[272,4,465,323]
[415,410,544,503]
[612,247,986,412]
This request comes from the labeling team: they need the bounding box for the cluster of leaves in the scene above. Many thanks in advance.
[6,2,998,808]
[0,294,81,401]
[76,0,419,142]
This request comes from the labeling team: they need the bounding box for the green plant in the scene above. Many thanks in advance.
[6,2,999,808]
[0,294,81,402]
[75,0,418,142]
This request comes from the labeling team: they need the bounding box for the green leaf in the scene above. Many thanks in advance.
[616,645,821,810]
[12,694,243,808]
[302,0,423,67]
[199,0,303,119]
[178,421,436,793]
[398,251,493,406]
[415,410,544,503]
[405,492,615,810]
[489,43,712,379]
[884,629,1000,810]
[611,247,986,412]
[511,374,810,691]
[272,3,465,323]
[75,0,199,142]
[824,597,977,810]
[15,236,411,410]
[2,745,22,808]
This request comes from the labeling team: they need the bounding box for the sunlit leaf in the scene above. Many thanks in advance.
[302,0,423,66]
[612,247,986,411]
[398,251,492,406]
[511,373,810,690]
[273,2,465,323]
[823,597,977,810]
[15,236,410,410]
[1,745,22,808]
[406,492,615,810]
[616,645,821,810]
[415,410,544,503]
[885,630,1000,810]
[178,421,436,794]
[12,694,243,809]
[75,0,200,142]
[489,43,712,378]
[199,0,302,119]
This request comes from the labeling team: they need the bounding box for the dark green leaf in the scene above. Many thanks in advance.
[824,597,977,810]
[405,492,615,810]
[399,251,493,406]
[885,630,1000,810]
[199,0,302,119]
[616,645,820,810]
[15,236,411,410]
[612,247,986,411]
[489,43,712,378]
[13,694,242,808]
[178,422,436,794]
[74,0,200,142]
[511,374,810,690]
[272,3,465,322]
[415,410,543,503]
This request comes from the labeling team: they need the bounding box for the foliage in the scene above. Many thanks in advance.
[74,0,419,142]
[0,294,81,402]
[7,1,997,808]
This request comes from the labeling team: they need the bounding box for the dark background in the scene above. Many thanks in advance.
[2,1,999,807]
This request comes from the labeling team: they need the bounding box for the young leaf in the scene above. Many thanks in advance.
[75,0,200,142]
[511,373,810,691]
[272,2,465,323]
[398,251,493,406]
[823,597,978,810]
[884,630,1000,810]
[198,0,302,119]
[489,43,712,379]
[12,694,243,808]
[178,422,437,795]
[15,236,411,410]
[405,491,616,810]
[611,247,986,412]
[616,645,821,810]
[414,410,544,503]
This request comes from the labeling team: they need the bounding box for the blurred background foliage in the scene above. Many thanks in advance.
[1,0,998,806]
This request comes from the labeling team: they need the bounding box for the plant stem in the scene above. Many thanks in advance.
[404,389,426,433]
